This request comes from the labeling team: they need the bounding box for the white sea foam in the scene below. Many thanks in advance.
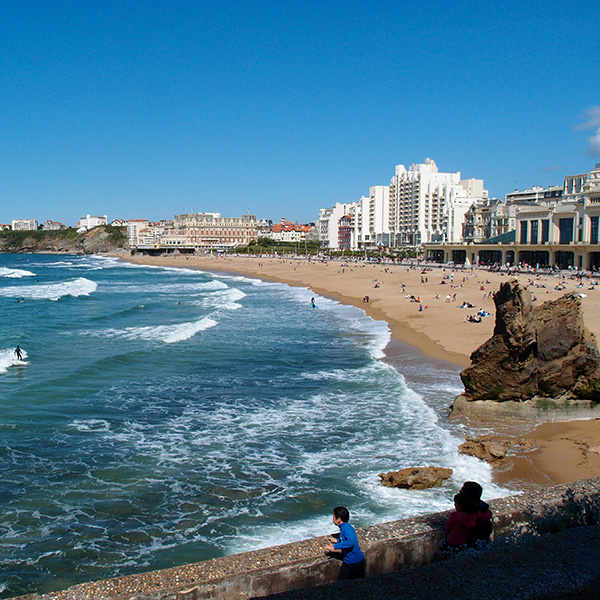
[0,347,29,373]
[191,287,246,310]
[67,419,111,432]
[85,316,218,344]
[112,279,229,295]
[0,277,97,301]
[0,267,36,278]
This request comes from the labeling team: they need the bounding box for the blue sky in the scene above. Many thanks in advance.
[1,1,599,227]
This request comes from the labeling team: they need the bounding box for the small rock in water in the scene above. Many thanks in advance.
[378,466,453,489]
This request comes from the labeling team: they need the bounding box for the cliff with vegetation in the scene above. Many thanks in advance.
[0,226,128,254]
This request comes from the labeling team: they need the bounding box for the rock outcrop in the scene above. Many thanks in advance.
[458,437,534,463]
[0,226,128,254]
[378,466,453,490]
[459,280,600,404]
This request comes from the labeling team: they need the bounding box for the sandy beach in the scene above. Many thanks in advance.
[121,253,600,491]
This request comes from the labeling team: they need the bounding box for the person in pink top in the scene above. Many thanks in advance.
[445,491,491,548]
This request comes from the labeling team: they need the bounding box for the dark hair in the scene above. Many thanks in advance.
[333,506,350,522]
[460,481,483,502]
[453,492,472,513]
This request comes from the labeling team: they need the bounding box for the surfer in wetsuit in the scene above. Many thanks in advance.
[15,346,23,360]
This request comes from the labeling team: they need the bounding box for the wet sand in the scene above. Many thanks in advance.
[119,253,600,490]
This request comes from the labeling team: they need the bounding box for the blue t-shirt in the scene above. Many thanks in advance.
[334,521,365,564]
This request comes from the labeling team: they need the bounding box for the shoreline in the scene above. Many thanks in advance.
[116,253,600,491]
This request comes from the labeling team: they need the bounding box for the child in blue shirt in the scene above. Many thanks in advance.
[325,506,366,580]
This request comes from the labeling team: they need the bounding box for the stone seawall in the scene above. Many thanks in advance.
[13,477,600,600]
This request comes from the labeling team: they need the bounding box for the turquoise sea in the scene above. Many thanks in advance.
[0,254,504,597]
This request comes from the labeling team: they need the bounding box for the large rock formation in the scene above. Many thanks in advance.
[459,280,600,404]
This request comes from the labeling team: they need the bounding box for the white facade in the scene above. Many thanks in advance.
[388,159,487,246]
[12,219,38,231]
[389,158,461,246]
[318,202,358,250]
[368,186,390,245]
[41,220,64,230]
[350,196,370,250]
[78,214,108,231]
[126,219,150,246]
[444,179,488,243]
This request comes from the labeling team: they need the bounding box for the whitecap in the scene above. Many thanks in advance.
[191,288,246,311]
[0,267,36,278]
[0,277,97,301]
[83,316,218,344]
[0,347,29,373]
[67,419,111,432]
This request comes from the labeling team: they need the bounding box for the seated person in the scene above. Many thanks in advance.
[445,490,492,549]
[460,481,493,545]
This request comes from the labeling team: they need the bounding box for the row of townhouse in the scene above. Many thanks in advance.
[424,163,600,270]
[319,159,488,251]
[261,219,314,244]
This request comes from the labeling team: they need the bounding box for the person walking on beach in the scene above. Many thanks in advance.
[15,346,23,360]
[325,506,366,580]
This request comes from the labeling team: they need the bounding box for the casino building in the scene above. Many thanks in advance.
[423,164,600,271]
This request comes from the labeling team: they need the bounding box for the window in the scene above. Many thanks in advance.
[541,220,550,243]
[530,220,539,244]
[591,216,599,244]
[559,218,574,244]
[520,221,528,244]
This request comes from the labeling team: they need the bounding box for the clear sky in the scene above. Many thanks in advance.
[1,0,599,227]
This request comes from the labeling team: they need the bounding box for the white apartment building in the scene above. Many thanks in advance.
[389,158,459,246]
[318,202,359,250]
[346,187,390,250]
[12,219,38,231]
[350,196,370,250]
[388,159,487,246]
[78,214,108,231]
[126,219,150,247]
[368,186,391,246]
[506,185,564,204]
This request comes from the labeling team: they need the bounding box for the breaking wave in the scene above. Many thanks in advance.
[0,278,97,301]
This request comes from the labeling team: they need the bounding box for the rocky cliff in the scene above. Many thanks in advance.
[0,226,128,254]
[459,279,600,405]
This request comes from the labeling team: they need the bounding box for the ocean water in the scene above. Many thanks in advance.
[0,254,505,597]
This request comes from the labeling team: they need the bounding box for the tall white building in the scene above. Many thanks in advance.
[351,196,370,250]
[389,159,461,246]
[388,159,487,246]
[368,186,391,245]
[126,219,150,246]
